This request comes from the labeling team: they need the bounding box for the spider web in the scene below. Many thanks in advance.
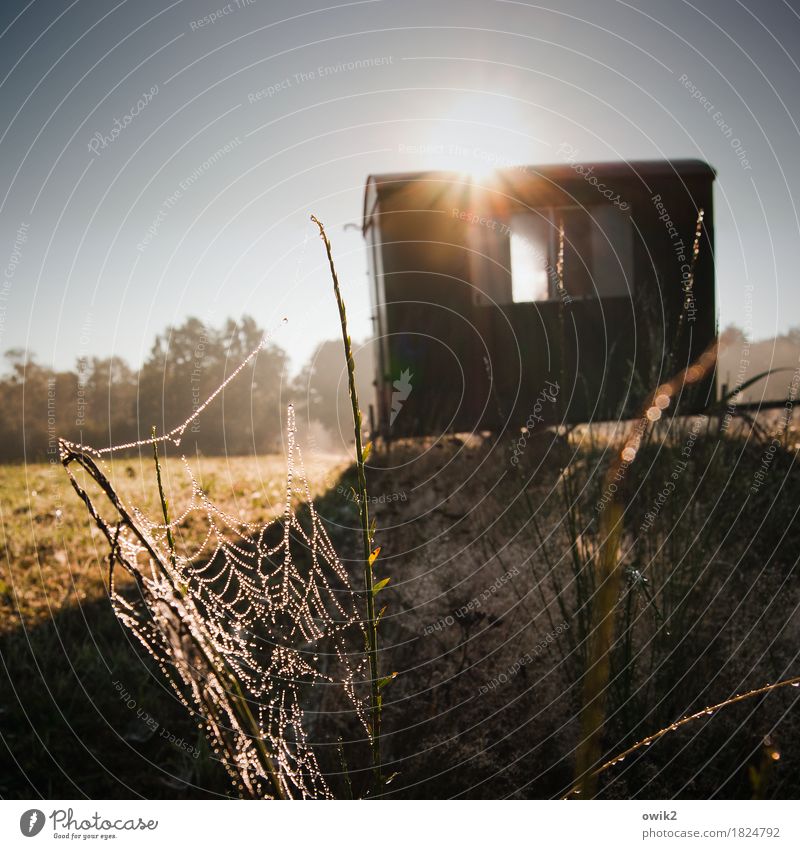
[59,339,370,799]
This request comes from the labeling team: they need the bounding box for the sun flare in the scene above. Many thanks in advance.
[416,94,531,178]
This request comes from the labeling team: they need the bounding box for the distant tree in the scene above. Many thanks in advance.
[719,324,747,349]
[76,356,138,448]
[0,315,289,461]
[292,339,375,445]
[0,350,80,462]
[785,326,800,347]
[138,315,288,455]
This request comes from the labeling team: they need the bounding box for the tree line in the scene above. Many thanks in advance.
[0,314,374,462]
[5,315,793,463]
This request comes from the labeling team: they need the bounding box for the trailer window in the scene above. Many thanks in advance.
[509,205,633,301]
[508,213,551,301]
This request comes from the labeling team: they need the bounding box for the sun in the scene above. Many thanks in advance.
[417,94,528,178]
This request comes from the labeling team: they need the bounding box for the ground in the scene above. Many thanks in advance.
[1,417,799,799]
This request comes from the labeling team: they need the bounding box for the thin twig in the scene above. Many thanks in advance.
[152,426,177,570]
[311,214,382,784]
[566,675,800,798]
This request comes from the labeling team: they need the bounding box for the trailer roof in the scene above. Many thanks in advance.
[362,159,715,229]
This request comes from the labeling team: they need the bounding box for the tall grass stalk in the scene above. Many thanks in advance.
[573,345,717,798]
[311,215,382,783]
[151,426,177,570]
[574,472,624,797]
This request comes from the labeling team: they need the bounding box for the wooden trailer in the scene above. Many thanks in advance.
[362,160,716,437]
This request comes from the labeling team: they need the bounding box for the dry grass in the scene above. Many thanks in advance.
[0,453,345,635]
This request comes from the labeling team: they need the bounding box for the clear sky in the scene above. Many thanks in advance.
[2,0,799,375]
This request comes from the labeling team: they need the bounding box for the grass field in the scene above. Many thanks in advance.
[2,413,800,799]
[0,451,347,797]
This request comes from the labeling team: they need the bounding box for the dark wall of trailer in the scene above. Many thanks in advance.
[367,167,715,437]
